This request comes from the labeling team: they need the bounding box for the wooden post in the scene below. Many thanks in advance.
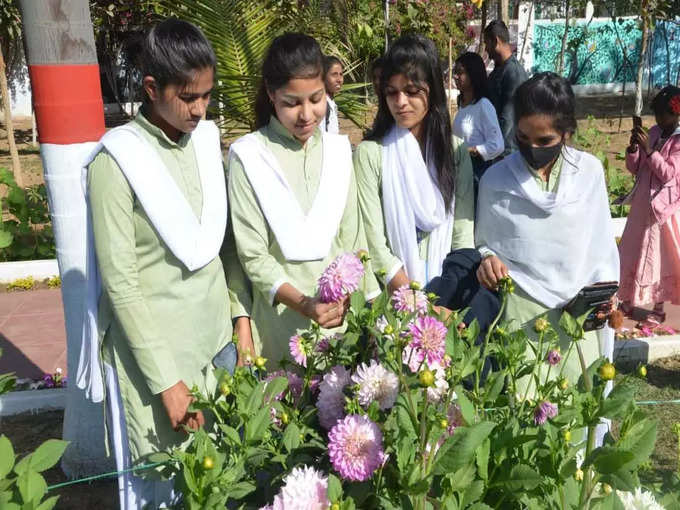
[557,0,571,76]
[499,0,509,25]
[479,1,488,56]
[448,37,453,117]
[635,3,651,117]
[19,0,111,477]
[0,49,24,188]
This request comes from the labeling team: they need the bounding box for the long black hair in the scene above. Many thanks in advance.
[140,18,216,95]
[514,72,577,136]
[254,33,324,129]
[455,51,489,105]
[366,34,456,211]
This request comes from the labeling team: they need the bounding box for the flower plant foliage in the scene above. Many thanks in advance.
[164,252,669,509]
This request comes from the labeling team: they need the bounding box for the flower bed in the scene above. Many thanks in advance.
[152,253,675,509]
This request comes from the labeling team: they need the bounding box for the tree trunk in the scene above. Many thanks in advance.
[635,5,651,117]
[448,37,453,116]
[0,49,24,188]
[19,0,111,477]
[557,0,571,76]
[499,0,509,25]
[479,1,488,56]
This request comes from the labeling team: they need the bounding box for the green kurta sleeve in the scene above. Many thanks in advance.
[451,137,475,250]
[221,217,252,319]
[88,150,179,395]
[354,140,404,283]
[228,151,289,305]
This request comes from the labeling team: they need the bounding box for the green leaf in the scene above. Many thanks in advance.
[327,473,342,502]
[219,425,242,446]
[226,481,256,499]
[263,376,288,403]
[0,435,15,478]
[17,470,47,504]
[350,291,365,313]
[0,230,13,249]
[617,418,657,470]
[244,407,270,443]
[476,438,490,480]
[587,446,635,474]
[36,495,60,510]
[29,440,68,473]
[7,187,25,207]
[598,384,635,420]
[455,387,475,425]
[558,311,583,339]
[434,421,496,475]
[282,422,300,453]
[501,464,541,491]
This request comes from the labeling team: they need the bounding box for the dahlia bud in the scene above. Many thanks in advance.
[534,317,549,333]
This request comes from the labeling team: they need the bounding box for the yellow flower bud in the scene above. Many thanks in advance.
[255,356,267,369]
[281,412,289,425]
[384,324,394,335]
[559,378,569,391]
[357,249,370,263]
[219,382,231,397]
[562,429,572,442]
[601,483,612,495]
[574,469,584,481]
[331,504,340,510]
[440,419,449,429]
[419,369,435,387]
[598,362,616,381]
[202,456,214,470]
[637,364,647,378]
[534,317,549,333]
[409,281,422,290]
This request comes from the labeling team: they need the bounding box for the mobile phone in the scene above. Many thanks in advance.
[633,115,642,129]
[564,282,619,332]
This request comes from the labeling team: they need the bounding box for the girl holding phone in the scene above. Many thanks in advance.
[619,86,680,325]
[476,72,619,390]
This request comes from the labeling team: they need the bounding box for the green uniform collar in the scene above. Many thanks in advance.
[266,115,321,150]
[135,106,192,149]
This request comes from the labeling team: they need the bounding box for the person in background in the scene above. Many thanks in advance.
[228,34,378,365]
[452,51,504,202]
[371,56,384,98]
[476,72,619,395]
[83,18,252,508]
[483,19,528,157]
[321,55,343,133]
[354,34,475,292]
[618,85,680,326]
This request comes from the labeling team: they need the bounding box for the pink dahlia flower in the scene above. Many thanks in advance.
[318,253,365,303]
[259,465,330,510]
[392,285,428,315]
[351,360,399,410]
[316,365,351,429]
[545,349,562,366]
[534,401,558,425]
[403,316,447,372]
[328,414,385,482]
[289,335,311,367]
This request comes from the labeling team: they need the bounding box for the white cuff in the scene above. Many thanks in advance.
[385,262,403,286]
[269,278,287,306]
[478,246,496,259]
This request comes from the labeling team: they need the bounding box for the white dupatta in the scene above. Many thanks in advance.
[228,131,352,261]
[476,148,619,310]
[77,120,227,403]
[382,126,454,284]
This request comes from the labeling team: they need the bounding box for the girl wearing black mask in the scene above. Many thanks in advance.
[475,72,619,397]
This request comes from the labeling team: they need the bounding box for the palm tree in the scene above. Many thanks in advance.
[160,0,369,136]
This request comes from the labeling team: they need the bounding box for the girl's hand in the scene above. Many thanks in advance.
[633,126,651,155]
[627,131,638,153]
[477,255,509,290]
[234,317,255,367]
[301,296,348,328]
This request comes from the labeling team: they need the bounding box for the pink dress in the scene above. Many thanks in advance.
[618,125,680,306]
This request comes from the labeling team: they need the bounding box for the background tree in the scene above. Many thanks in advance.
[0,0,24,188]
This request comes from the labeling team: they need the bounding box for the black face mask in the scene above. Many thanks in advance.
[517,139,563,170]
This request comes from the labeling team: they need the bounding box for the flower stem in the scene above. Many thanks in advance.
[475,293,507,396]
[575,340,595,509]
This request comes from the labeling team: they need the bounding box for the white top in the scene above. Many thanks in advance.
[452,97,504,161]
[321,95,340,134]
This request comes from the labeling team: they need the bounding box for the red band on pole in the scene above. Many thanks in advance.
[29,64,106,144]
